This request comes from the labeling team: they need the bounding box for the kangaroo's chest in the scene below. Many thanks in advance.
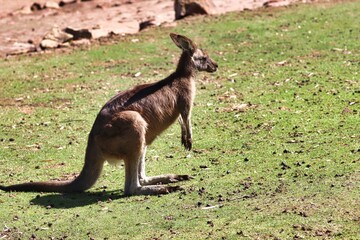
[145,82,195,144]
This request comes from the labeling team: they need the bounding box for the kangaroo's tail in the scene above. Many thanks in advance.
[0,136,104,193]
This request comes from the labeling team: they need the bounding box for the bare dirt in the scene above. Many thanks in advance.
[0,0,302,57]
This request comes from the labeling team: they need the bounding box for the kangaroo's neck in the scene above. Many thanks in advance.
[175,51,197,78]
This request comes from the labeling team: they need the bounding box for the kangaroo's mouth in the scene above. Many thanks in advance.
[207,63,218,72]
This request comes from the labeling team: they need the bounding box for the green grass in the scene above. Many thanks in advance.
[0,1,359,239]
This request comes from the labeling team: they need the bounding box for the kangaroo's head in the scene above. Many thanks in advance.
[170,33,218,73]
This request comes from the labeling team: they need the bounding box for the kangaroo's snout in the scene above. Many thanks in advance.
[208,59,218,73]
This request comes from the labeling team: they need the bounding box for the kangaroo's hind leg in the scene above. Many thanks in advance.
[115,111,181,196]
[138,146,192,186]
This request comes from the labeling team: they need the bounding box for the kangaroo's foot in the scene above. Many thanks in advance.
[125,185,182,196]
[140,174,192,186]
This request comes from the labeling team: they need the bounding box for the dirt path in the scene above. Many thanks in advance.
[0,0,300,57]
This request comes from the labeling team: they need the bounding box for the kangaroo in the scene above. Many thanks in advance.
[0,33,218,196]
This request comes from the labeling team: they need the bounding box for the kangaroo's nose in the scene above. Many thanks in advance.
[213,62,218,70]
[212,62,218,72]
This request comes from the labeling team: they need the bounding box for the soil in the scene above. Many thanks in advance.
[0,0,301,57]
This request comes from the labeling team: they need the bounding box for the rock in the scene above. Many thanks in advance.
[71,39,91,46]
[40,39,59,49]
[174,0,216,20]
[8,42,37,55]
[44,27,73,43]
[14,6,33,15]
[40,27,74,50]
[44,1,60,9]
[59,0,77,7]
[63,27,92,40]
[89,28,111,39]
[59,42,71,48]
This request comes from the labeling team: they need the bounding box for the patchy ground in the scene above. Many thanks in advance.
[0,0,302,57]
[0,1,359,239]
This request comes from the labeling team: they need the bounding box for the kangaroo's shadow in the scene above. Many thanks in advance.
[30,190,126,209]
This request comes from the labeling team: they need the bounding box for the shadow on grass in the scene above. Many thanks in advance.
[30,190,126,209]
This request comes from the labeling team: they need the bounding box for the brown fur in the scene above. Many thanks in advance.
[0,33,218,196]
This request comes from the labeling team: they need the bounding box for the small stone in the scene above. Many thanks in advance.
[59,0,77,7]
[44,27,73,43]
[71,39,91,46]
[90,28,111,39]
[40,39,59,49]
[45,1,60,9]
[8,42,36,55]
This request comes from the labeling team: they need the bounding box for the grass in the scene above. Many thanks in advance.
[0,1,359,239]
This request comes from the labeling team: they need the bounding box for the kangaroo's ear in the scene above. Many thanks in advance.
[170,33,197,53]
